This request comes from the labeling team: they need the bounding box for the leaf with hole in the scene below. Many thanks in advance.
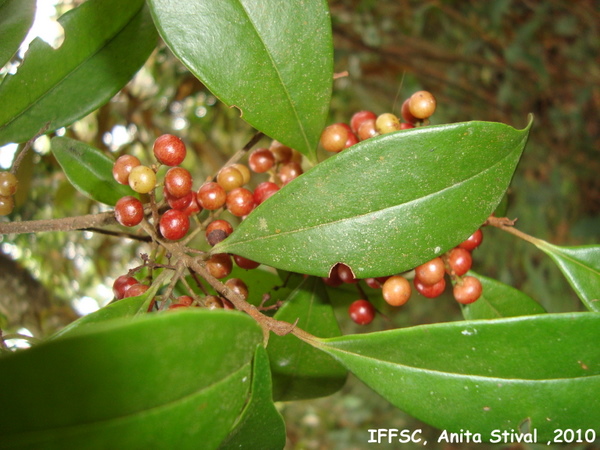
[267,275,347,401]
[0,310,262,449]
[311,312,600,440]
[0,0,36,67]
[0,0,157,146]
[51,136,136,206]
[147,0,332,162]
[213,119,532,278]
[461,271,545,320]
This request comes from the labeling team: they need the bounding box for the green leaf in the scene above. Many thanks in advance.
[0,0,157,146]
[267,276,347,401]
[51,136,136,206]
[534,242,600,312]
[0,310,263,449]
[214,119,532,277]
[219,345,286,450]
[0,0,36,67]
[462,271,546,320]
[313,313,600,440]
[147,0,333,162]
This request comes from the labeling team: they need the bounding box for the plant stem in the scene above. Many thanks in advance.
[0,212,117,235]
[486,215,542,246]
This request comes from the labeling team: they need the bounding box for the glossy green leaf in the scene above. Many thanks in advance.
[462,271,545,320]
[220,345,286,450]
[0,310,262,449]
[147,0,333,162]
[534,242,600,312]
[0,0,36,67]
[214,119,532,277]
[0,0,157,146]
[267,276,347,401]
[313,313,600,440]
[51,136,136,206]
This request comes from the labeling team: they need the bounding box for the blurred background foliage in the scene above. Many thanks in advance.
[0,0,598,448]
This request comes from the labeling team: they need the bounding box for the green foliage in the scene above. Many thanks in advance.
[314,313,600,440]
[0,310,263,449]
[51,136,136,206]
[147,0,333,162]
[0,1,598,448]
[0,0,35,67]
[0,0,157,146]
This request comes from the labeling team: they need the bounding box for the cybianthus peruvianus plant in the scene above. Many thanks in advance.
[0,1,599,448]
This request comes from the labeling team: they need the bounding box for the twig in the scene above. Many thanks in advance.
[11,122,51,174]
[0,211,117,235]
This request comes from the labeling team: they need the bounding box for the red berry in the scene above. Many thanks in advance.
[453,276,483,304]
[206,253,233,279]
[176,295,194,306]
[414,257,445,286]
[233,254,260,270]
[458,228,484,251]
[206,219,233,246]
[182,196,202,216]
[336,263,357,284]
[153,134,186,166]
[112,155,141,185]
[401,98,417,124]
[115,196,144,227]
[197,182,226,210]
[349,299,375,325]
[225,278,249,301]
[278,162,303,185]
[159,209,190,241]
[357,119,379,141]
[350,110,378,134]
[226,187,255,217]
[320,123,350,153]
[164,167,193,198]
[164,189,193,210]
[123,283,149,298]
[112,275,138,299]
[364,277,383,289]
[345,131,359,148]
[414,276,446,298]
[382,275,411,306]
[269,141,293,163]
[253,181,280,205]
[248,148,276,173]
[446,247,473,276]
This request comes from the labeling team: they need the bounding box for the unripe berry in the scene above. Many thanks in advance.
[320,123,350,153]
[375,113,401,134]
[128,165,156,194]
[115,195,144,227]
[408,91,436,119]
[0,195,14,216]
[153,134,186,166]
[0,172,18,196]
[217,166,244,192]
[231,163,251,185]
[382,275,411,306]
[269,141,293,163]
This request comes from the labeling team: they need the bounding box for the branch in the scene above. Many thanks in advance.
[0,211,117,235]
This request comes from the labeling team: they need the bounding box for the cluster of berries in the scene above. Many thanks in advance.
[319,90,436,153]
[340,228,484,325]
[0,171,18,216]
[111,134,304,310]
[316,90,486,325]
